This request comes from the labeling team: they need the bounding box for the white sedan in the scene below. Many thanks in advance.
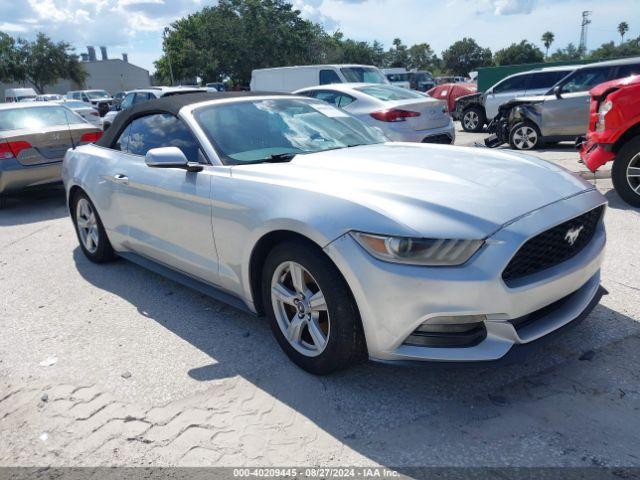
[295,83,455,144]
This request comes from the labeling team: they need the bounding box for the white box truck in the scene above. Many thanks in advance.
[250,64,389,92]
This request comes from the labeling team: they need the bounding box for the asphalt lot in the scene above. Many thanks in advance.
[1,124,639,468]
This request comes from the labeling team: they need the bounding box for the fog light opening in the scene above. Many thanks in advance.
[404,315,487,348]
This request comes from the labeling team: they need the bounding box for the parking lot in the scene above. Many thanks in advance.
[1,125,639,468]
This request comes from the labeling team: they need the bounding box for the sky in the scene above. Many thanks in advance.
[1,0,638,73]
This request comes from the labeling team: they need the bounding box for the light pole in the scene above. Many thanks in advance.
[163,27,175,86]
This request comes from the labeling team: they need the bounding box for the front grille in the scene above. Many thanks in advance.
[422,133,453,144]
[502,206,604,284]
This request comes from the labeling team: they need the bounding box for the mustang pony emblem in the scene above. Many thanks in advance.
[564,225,584,246]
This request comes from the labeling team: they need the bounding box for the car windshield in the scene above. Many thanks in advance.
[340,67,387,84]
[0,106,85,131]
[356,85,425,101]
[194,98,386,164]
[86,90,110,99]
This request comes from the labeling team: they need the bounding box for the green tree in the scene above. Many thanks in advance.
[387,38,409,68]
[541,31,555,58]
[494,40,544,66]
[407,43,439,71]
[548,43,584,62]
[441,38,492,76]
[155,0,332,86]
[589,36,640,60]
[618,22,629,44]
[0,31,19,82]
[7,32,85,93]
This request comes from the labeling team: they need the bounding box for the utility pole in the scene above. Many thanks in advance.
[163,27,175,86]
[579,11,592,55]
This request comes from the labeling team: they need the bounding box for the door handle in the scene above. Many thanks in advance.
[113,174,129,185]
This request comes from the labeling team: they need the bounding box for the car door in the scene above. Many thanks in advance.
[541,66,614,137]
[484,74,529,120]
[108,113,218,284]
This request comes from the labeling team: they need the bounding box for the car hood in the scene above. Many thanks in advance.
[232,143,594,239]
[589,74,640,98]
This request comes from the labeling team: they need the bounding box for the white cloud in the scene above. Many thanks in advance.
[491,0,537,15]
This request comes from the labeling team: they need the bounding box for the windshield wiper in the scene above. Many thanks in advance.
[263,152,297,162]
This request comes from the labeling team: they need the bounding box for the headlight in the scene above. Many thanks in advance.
[350,232,484,266]
[598,100,613,115]
[596,100,613,132]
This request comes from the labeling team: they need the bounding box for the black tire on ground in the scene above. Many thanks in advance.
[612,136,640,207]
[261,240,365,375]
[71,190,116,263]
[509,120,542,150]
[461,106,486,133]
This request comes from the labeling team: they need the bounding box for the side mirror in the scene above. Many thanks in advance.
[553,85,563,99]
[145,147,203,172]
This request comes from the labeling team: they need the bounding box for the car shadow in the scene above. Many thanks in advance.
[604,189,640,212]
[0,184,68,226]
[72,246,640,467]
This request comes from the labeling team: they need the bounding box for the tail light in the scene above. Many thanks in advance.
[80,131,103,144]
[0,140,32,159]
[370,109,421,122]
[90,111,99,117]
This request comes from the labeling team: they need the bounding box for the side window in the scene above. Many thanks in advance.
[121,93,135,110]
[561,67,612,93]
[528,71,567,90]
[133,92,150,104]
[615,63,640,79]
[72,92,81,100]
[313,90,340,105]
[319,69,342,85]
[492,75,528,93]
[114,124,132,152]
[337,94,355,107]
[81,94,90,102]
[123,113,201,162]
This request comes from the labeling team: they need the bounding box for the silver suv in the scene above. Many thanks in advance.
[502,57,640,150]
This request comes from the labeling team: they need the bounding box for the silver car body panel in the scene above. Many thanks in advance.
[63,95,606,362]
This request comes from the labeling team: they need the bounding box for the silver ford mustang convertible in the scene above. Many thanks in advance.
[63,92,606,374]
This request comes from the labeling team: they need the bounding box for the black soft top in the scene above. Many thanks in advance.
[97,91,289,148]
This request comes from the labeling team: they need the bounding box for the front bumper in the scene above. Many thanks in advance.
[0,158,62,195]
[576,136,615,172]
[323,189,606,363]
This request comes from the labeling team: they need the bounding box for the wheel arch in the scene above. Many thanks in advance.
[613,121,640,154]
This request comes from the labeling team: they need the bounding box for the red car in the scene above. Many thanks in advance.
[427,83,476,116]
[579,75,640,206]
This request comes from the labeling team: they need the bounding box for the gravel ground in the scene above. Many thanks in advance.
[0,124,639,468]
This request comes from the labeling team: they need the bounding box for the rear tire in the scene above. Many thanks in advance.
[71,191,116,263]
[612,136,640,207]
[261,240,364,374]
[509,121,541,150]
[461,106,485,133]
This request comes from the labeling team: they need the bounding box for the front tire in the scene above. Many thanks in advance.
[612,136,640,207]
[71,191,116,263]
[509,121,541,150]
[262,240,364,374]
[461,106,485,133]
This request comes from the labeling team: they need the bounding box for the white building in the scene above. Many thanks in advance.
[1,48,151,98]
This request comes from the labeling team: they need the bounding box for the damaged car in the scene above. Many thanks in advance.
[484,57,640,150]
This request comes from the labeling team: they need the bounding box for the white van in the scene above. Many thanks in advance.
[4,88,37,103]
[250,64,389,92]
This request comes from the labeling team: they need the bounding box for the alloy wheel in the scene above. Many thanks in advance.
[463,111,479,130]
[512,125,538,150]
[76,198,99,253]
[626,152,640,196]
[271,261,330,357]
